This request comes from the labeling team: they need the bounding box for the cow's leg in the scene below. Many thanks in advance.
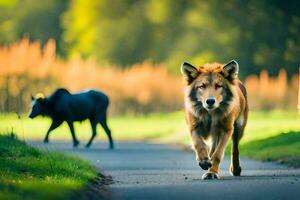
[67,121,79,147]
[85,119,97,148]
[100,116,114,149]
[44,120,63,143]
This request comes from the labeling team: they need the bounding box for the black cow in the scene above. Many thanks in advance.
[29,88,114,149]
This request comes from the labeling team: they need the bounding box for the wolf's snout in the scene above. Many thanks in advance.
[206,98,215,106]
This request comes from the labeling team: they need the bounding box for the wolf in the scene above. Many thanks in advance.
[181,60,248,179]
[29,88,114,149]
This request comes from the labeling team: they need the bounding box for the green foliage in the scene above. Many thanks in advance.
[61,0,300,76]
[0,0,17,7]
[0,0,298,76]
[0,134,97,200]
[0,0,67,53]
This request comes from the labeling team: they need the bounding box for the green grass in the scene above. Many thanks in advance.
[0,110,300,166]
[240,131,300,167]
[240,111,300,143]
[0,134,97,200]
[0,112,188,143]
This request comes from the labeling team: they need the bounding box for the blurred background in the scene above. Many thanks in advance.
[0,0,299,162]
[0,0,299,114]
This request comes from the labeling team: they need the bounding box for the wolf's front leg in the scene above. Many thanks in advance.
[202,130,232,180]
[191,131,211,170]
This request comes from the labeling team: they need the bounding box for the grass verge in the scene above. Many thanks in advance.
[0,134,97,200]
[240,131,300,167]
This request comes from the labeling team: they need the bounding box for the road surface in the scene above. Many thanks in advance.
[30,141,300,200]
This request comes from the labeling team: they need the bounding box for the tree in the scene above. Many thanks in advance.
[0,0,67,53]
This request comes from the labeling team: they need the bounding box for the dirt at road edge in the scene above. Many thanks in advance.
[73,173,113,200]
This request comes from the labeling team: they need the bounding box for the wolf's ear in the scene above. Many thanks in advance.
[222,60,239,80]
[181,62,199,84]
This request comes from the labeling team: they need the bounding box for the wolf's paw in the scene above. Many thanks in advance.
[198,159,212,170]
[43,138,49,144]
[230,165,242,176]
[202,172,219,180]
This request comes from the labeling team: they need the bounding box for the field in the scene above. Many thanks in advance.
[0,134,97,200]
[1,111,299,166]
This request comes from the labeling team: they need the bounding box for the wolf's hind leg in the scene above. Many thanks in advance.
[230,124,244,176]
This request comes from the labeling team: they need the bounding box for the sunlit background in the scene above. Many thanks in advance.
[0,0,299,163]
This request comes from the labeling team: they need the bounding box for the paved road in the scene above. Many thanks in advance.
[30,141,300,200]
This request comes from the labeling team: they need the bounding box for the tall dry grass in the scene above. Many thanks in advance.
[0,39,298,114]
[0,38,183,114]
[245,69,298,110]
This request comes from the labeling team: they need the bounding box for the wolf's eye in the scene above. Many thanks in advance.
[215,84,223,89]
[197,85,205,89]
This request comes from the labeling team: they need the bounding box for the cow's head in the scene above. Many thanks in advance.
[29,93,47,118]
